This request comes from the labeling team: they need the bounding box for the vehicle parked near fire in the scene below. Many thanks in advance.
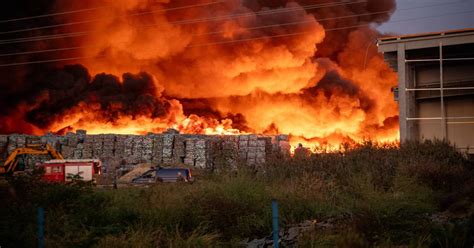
[131,167,193,184]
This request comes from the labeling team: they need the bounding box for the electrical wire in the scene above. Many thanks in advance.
[0,0,465,50]
[0,1,227,35]
[0,7,472,66]
[0,1,367,38]
[0,0,464,46]
[0,6,106,24]
[0,55,103,67]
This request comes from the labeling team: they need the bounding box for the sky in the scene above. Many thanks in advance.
[378,0,474,35]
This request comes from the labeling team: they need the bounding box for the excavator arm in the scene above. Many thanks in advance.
[0,144,64,175]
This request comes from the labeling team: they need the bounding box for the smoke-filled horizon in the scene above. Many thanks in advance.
[0,0,400,149]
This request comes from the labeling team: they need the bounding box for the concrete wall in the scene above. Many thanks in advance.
[0,130,291,170]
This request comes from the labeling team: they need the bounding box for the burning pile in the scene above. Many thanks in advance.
[0,0,399,150]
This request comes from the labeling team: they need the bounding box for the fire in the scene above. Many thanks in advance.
[0,0,400,151]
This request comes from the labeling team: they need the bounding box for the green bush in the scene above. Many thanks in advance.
[0,140,472,247]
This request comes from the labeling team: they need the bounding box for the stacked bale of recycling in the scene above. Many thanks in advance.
[195,137,210,168]
[114,135,126,159]
[222,135,238,166]
[102,134,116,158]
[143,135,153,162]
[60,143,75,158]
[247,135,260,165]
[183,137,197,166]
[76,130,87,143]
[0,130,292,169]
[17,135,27,151]
[56,132,76,159]
[26,135,42,145]
[131,135,144,164]
[73,144,83,159]
[72,130,85,159]
[151,134,163,165]
[6,134,18,155]
[92,135,104,158]
[0,135,8,156]
[274,134,291,157]
[82,135,94,159]
[24,135,46,165]
[162,133,174,164]
[124,135,134,163]
[237,135,249,164]
[172,135,186,163]
[256,137,270,165]
[66,132,78,147]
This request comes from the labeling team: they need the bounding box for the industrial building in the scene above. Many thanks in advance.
[378,29,474,154]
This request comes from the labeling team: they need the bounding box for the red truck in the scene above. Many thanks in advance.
[40,159,102,183]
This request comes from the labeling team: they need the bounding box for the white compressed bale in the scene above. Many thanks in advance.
[248,140,258,147]
[248,135,258,141]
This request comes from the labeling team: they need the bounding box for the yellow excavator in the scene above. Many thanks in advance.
[0,144,64,175]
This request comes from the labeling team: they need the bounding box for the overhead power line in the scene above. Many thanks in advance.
[0,55,102,67]
[0,0,463,47]
[0,6,106,24]
[0,1,224,27]
[0,5,378,47]
[189,9,474,47]
[0,45,89,57]
[0,0,430,25]
[0,8,384,54]
[0,8,472,67]
[0,0,366,36]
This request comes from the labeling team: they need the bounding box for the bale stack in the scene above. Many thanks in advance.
[17,135,27,151]
[60,144,75,158]
[66,132,78,147]
[114,135,126,160]
[0,135,8,156]
[92,135,104,158]
[256,138,268,165]
[82,136,94,159]
[162,134,174,164]
[172,135,186,163]
[73,143,83,159]
[6,135,18,155]
[247,135,259,166]
[0,130,292,169]
[183,137,197,166]
[124,135,134,162]
[195,138,209,168]
[76,129,87,143]
[143,135,153,162]
[274,134,291,157]
[151,134,163,165]
[222,135,238,166]
[131,135,144,164]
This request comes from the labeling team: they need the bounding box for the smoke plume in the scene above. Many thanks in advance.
[0,0,399,149]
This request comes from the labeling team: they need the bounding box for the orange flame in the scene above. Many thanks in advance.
[5,0,400,151]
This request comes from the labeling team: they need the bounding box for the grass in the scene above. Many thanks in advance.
[0,140,473,247]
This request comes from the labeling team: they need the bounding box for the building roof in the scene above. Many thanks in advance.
[379,28,474,43]
[377,28,474,53]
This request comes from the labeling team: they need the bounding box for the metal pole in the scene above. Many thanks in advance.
[439,43,447,139]
[272,199,279,248]
[38,207,45,248]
